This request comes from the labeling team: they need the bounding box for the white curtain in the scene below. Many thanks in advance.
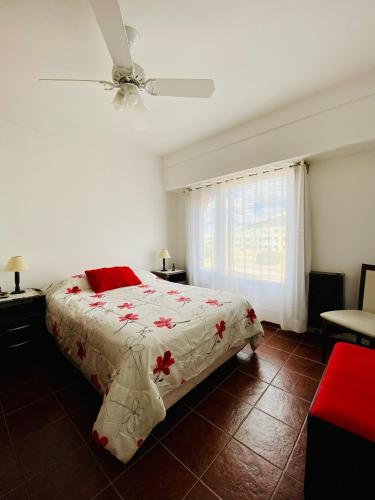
[185,163,311,332]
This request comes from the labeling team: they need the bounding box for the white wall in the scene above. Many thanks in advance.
[309,149,375,308]
[163,71,375,190]
[167,191,186,270]
[167,148,375,309]
[0,121,167,290]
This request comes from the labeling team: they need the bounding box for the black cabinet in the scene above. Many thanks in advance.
[0,290,46,351]
[152,270,187,284]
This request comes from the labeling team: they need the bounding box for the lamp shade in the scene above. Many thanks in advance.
[4,256,29,272]
[159,249,171,259]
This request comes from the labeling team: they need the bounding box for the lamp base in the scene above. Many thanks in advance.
[11,290,25,295]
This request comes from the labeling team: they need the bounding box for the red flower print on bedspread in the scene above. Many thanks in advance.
[138,284,150,288]
[65,286,81,294]
[153,350,175,383]
[76,340,86,360]
[93,430,108,447]
[210,320,226,351]
[113,313,140,334]
[119,313,139,322]
[216,320,226,339]
[154,317,174,329]
[167,290,181,295]
[176,296,191,303]
[89,301,106,308]
[206,298,222,306]
[117,302,134,309]
[143,289,156,294]
[91,293,105,298]
[246,308,257,324]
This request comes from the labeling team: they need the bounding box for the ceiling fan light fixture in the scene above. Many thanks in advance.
[112,88,126,111]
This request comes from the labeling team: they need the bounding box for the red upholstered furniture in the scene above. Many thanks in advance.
[304,342,375,499]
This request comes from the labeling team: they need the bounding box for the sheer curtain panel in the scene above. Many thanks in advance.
[185,163,311,332]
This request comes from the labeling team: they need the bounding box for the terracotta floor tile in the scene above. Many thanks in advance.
[89,434,157,480]
[294,343,322,362]
[0,363,42,395]
[220,370,268,405]
[6,395,63,442]
[0,376,52,414]
[301,331,323,346]
[202,439,281,500]
[43,362,80,391]
[1,484,29,500]
[69,396,102,441]
[205,360,237,385]
[0,446,23,496]
[162,411,230,475]
[273,474,304,500]
[0,416,10,449]
[255,344,291,367]
[15,416,82,480]
[55,378,101,414]
[114,443,196,500]
[196,388,252,435]
[152,400,190,439]
[181,380,216,409]
[92,486,122,500]
[272,368,319,401]
[285,355,325,380]
[27,445,108,500]
[235,408,298,468]
[255,386,310,429]
[286,432,307,483]
[275,330,302,341]
[184,481,219,500]
[236,352,280,383]
[260,323,277,339]
[266,333,299,352]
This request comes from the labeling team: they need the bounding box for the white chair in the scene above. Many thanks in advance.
[321,264,375,361]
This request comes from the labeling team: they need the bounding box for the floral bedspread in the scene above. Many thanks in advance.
[45,270,264,463]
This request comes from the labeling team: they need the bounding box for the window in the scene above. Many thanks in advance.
[200,174,287,283]
[186,163,310,330]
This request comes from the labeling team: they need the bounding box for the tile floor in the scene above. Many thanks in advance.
[0,324,327,500]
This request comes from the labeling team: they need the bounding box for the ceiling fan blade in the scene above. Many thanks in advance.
[89,0,133,74]
[144,79,215,98]
[39,78,115,88]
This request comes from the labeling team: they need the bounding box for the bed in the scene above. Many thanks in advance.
[45,270,264,463]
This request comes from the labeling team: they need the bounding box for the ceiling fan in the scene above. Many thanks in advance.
[39,0,215,113]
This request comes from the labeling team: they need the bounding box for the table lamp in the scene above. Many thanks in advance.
[159,249,171,271]
[3,256,29,294]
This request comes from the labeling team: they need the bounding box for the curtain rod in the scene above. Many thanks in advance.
[183,160,309,192]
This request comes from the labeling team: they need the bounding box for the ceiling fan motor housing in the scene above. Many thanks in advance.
[112,63,145,88]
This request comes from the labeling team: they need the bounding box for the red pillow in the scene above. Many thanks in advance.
[85,266,141,293]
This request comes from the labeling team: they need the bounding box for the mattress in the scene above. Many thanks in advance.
[45,270,264,463]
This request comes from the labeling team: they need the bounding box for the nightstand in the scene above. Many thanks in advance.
[152,270,187,284]
[0,289,46,351]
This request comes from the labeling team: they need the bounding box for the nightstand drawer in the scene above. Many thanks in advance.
[0,298,45,328]
[0,323,35,348]
[168,272,187,283]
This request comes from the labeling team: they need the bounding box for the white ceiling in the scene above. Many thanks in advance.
[1,0,375,155]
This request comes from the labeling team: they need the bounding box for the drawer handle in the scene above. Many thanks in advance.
[6,324,32,332]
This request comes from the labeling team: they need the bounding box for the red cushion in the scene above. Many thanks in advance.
[310,342,375,442]
[85,267,141,293]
